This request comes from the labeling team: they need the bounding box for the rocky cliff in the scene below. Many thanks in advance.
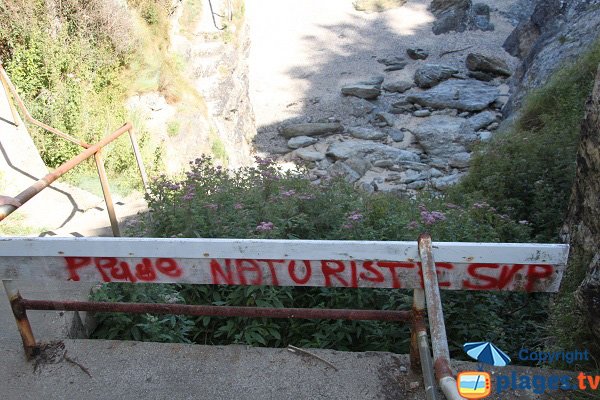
[562,65,600,352]
[503,0,600,115]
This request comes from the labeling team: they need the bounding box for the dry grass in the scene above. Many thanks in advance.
[352,0,407,13]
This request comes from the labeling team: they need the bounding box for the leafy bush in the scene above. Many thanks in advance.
[93,156,543,359]
[458,39,600,242]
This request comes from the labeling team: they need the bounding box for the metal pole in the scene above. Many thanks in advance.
[19,299,412,321]
[94,150,120,237]
[0,64,90,148]
[0,65,19,127]
[0,123,132,221]
[128,128,149,193]
[411,287,438,400]
[2,281,37,359]
[418,233,465,400]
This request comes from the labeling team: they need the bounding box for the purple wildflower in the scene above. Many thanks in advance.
[420,210,446,225]
[234,203,244,209]
[204,203,219,210]
[342,223,353,229]
[280,189,296,198]
[347,211,363,221]
[256,221,274,232]
[298,194,316,200]
[518,220,529,225]
[406,221,419,229]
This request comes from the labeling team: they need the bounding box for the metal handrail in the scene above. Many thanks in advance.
[0,63,91,148]
[0,63,149,237]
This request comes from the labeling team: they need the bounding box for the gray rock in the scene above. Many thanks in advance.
[402,170,431,184]
[329,161,362,183]
[374,112,396,127]
[431,109,458,117]
[358,76,385,87]
[287,136,318,149]
[397,161,431,171]
[487,122,500,131]
[326,140,420,163]
[407,79,500,111]
[347,127,387,140]
[411,115,475,158]
[295,148,325,161]
[466,53,511,77]
[341,85,381,99]
[414,109,432,117]
[389,129,405,142]
[348,97,376,117]
[414,64,459,89]
[429,168,444,178]
[345,157,371,176]
[407,180,428,190]
[373,159,394,168]
[468,71,495,82]
[449,152,471,168]
[377,56,405,66]
[466,111,499,130]
[407,48,429,60]
[479,131,493,141]
[432,173,465,190]
[384,63,408,72]
[458,112,470,118]
[281,123,343,138]
[382,80,413,93]
[430,0,494,34]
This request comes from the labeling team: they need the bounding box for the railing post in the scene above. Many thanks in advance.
[127,128,149,193]
[411,287,438,400]
[418,233,465,400]
[94,150,121,237]
[2,280,37,359]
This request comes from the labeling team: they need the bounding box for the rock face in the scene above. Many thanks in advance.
[466,53,511,77]
[407,79,500,111]
[281,123,343,138]
[563,66,600,351]
[414,64,459,88]
[429,0,494,35]
[410,115,475,158]
[503,0,600,115]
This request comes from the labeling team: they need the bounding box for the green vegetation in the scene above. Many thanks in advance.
[458,38,600,242]
[92,156,540,357]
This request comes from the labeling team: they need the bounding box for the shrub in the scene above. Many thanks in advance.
[93,156,543,359]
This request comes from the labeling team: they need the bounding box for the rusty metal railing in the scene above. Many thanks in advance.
[0,63,149,236]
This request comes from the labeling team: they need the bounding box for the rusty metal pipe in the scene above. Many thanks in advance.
[19,298,412,321]
[94,150,120,237]
[0,67,19,127]
[411,288,437,399]
[418,233,464,400]
[0,123,132,222]
[128,129,149,193]
[0,64,90,148]
[2,281,38,359]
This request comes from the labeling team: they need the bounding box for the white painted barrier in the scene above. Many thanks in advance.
[0,237,569,292]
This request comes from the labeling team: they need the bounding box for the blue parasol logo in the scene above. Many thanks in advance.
[463,341,511,367]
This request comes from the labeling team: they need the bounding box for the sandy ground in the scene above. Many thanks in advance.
[246,0,520,133]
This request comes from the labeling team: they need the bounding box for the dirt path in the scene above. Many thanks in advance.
[246,0,519,132]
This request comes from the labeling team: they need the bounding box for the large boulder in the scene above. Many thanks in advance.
[327,140,420,163]
[382,80,413,93]
[410,115,476,158]
[465,111,499,130]
[414,64,459,89]
[430,0,493,34]
[406,79,500,111]
[287,136,318,149]
[281,123,343,138]
[466,53,511,77]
